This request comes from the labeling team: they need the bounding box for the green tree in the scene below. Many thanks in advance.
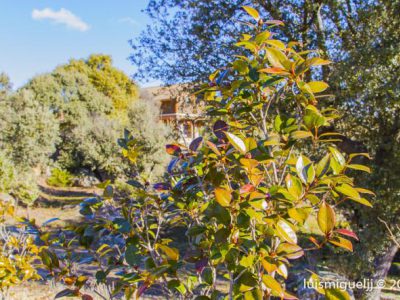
[330,2,400,298]
[62,54,139,122]
[0,152,39,206]
[0,89,59,168]
[125,100,171,179]
[0,72,11,99]
[131,2,399,297]
[22,56,169,179]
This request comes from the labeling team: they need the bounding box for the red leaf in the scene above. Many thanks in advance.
[213,120,228,139]
[82,295,94,300]
[336,228,359,241]
[259,67,290,75]
[166,144,181,156]
[240,184,254,194]
[265,20,285,26]
[195,257,208,273]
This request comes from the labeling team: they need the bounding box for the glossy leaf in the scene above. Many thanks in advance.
[262,275,284,296]
[226,132,247,154]
[325,288,351,300]
[215,187,232,207]
[308,81,329,93]
[318,202,336,235]
[242,6,260,20]
[336,229,359,241]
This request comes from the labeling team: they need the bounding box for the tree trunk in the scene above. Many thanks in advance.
[363,242,398,300]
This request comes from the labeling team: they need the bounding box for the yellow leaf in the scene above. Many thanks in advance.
[317,202,335,235]
[265,40,286,50]
[262,275,284,296]
[308,57,332,66]
[346,164,371,173]
[290,130,313,140]
[308,81,329,93]
[325,288,351,300]
[329,237,353,252]
[262,259,278,274]
[242,6,260,20]
[215,188,232,207]
[158,244,179,261]
[265,48,289,69]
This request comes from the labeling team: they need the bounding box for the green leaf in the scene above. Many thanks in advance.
[265,40,286,50]
[325,288,351,300]
[350,197,373,207]
[254,31,272,44]
[125,244,142,266]
[262,275,284,296]
[158,244,179,261]
[317,202,335,235]
[296,156,315,184]
[236,41,257,53]
[167,279,187,295]
[308,57,332,66]
[215,187,232,207]
[242,6,260,20]
[240,254,255,268]
[290,130,313,140]
[316,154,330,177]
[288,207,311,224]
[238,271,258,292]
[201,267,214,285]
[276,243,304,259]
[308,81,329,93]
[285,174,304,200]
[335,184,361,200]
[266,48,288,69]
[226,132,247,154]
[329,147,346,166]
[304,108,326,130]
[244,289,263,300]
[276,219,297,244]
[346,164,371,173]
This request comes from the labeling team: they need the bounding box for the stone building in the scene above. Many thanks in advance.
[140,85,204,144]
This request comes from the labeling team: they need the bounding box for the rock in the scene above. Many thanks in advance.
[73,170,100,187]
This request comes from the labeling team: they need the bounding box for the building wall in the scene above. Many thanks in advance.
[140,85,204,144]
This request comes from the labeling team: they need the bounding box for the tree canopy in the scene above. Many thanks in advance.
[2,54,170,180]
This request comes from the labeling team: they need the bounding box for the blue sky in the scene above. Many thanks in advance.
[0,0,157,89]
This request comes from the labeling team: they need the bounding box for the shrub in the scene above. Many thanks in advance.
[47,168,74,187]
[0,89,59,169]
[26,7,372,299]
[0,193,40,297]
[0,152,39,206]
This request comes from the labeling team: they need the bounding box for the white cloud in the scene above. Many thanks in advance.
[118,17,138,26]
[32,8,90,32]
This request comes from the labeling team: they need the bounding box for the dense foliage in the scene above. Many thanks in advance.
[30,8,373,299]
[131,1,399,298]
[1,55,170,181]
